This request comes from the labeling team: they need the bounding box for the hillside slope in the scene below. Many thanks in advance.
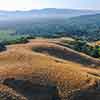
[0,39,100,100]
[65,14,100,41]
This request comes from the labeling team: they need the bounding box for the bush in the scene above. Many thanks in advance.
[0,42,6,51]
[92,45,100,58]
[2,37,29,45]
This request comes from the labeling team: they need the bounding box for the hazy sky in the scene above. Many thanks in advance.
[0,0,100,11]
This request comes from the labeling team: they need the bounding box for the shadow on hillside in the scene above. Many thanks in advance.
[3,78,100,100]
[32,46,100,67]
[70,87,100,100]
[3,78,60,100]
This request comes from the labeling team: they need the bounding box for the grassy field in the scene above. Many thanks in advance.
[0,39,100,100]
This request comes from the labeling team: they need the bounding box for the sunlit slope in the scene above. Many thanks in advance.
[31,39,100,67]
[0,39,100,100]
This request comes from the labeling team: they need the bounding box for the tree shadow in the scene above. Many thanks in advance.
[3,78,60,100]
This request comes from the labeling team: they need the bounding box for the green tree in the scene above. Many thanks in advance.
[92,45,100,58]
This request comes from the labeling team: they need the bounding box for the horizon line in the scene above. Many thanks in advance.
[0,8,100,12]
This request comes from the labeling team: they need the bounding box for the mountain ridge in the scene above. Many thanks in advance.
[0,8,100,17]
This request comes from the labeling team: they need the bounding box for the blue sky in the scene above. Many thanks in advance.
[0,0,100,11]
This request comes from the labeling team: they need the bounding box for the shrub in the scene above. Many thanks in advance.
[92,45,100,58]
[0,42,6,51]
[2,37,29,45]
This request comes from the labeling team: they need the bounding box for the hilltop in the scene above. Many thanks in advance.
[0,39,100,100]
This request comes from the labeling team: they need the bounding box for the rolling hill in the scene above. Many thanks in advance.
[64,14,100,40]
[0,9,100,41]
[0,39,100,100]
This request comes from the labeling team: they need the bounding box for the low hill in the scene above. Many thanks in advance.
[0,39,100,100]
[32,39,100,67]
[64,14,100,41]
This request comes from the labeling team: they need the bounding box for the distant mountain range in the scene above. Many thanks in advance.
[0,8,100,41]
[0,8,100,20]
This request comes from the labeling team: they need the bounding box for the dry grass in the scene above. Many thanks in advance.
[0,39,100,100]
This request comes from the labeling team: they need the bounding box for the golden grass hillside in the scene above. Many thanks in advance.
[0,39,100,100]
